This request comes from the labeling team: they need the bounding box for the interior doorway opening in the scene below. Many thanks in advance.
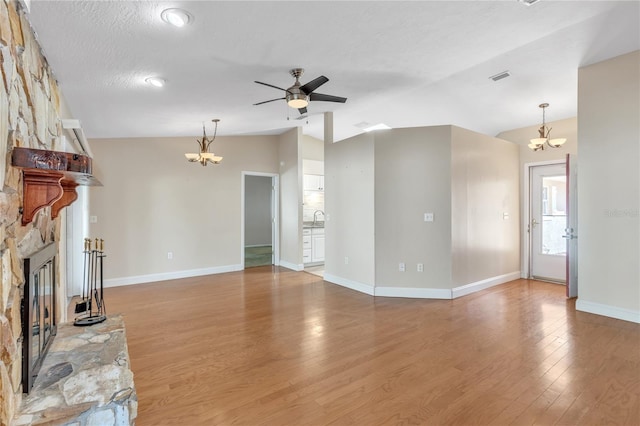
[242,172,279,268]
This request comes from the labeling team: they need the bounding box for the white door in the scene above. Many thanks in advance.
[530,164,567,282]
[564,154,578,297]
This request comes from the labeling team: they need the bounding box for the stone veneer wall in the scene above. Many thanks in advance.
[1,1,69,423]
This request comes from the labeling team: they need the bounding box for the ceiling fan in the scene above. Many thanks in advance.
[254,68,347,114]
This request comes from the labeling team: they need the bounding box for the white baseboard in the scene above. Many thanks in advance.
[375,286,452,299]
[323,274,375,296]
[279,260,304,272]
[323,272,521,300]
[104,264,242,288]
[576,299,640,324]
[451,271,521,299]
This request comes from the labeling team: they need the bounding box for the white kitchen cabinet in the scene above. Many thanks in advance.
[303,174,324,191]
[303,227,325,264]
[302,235,312,250]
[311,234,325,262]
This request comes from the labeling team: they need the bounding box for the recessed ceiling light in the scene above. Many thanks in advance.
[145,77,166,88]
[518,0,541,6]
[161,8,193,27]
[363,123,391,132]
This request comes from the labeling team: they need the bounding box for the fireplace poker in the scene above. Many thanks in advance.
[92,238,99,315]
[98,239,106,314]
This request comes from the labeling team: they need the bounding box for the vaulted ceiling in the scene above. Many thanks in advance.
[26,1,639,142]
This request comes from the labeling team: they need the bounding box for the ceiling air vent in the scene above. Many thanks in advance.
[489,71,511,82]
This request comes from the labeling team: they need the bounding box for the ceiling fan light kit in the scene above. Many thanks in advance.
[528,103,566,151]
[254,68,347,115]
[185,119,223,166]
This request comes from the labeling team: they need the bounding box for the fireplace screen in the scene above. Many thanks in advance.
[22,242,57,393]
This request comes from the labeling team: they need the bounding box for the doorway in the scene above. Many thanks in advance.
[528,163,567,283]
[242,172,279,268]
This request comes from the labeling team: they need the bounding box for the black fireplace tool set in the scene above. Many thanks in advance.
[74,238,107,326]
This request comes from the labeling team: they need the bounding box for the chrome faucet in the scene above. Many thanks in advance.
[313,210,325,226]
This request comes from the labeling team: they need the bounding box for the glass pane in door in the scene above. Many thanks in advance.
[541,175,567,256]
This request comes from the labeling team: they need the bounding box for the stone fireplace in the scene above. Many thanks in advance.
[0,1,122,423]
[1,2,136,424]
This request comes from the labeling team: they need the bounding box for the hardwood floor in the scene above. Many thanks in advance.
[104,267,640,425]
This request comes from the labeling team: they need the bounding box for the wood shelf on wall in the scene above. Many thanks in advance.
[11,147,102,225]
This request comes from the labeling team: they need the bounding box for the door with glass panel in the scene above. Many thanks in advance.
[530,164,567,282]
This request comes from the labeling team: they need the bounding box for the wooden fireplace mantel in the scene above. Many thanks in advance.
[11,147,102,225]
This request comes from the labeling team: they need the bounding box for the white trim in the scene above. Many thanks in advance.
[576,299,640,324]
[241,172,280,269]
[279,260,304,272]
[375,286,451,299]
[323,273,375,296]
[104,264,242,288]
[522,159,565,279]
[451,271,521,298]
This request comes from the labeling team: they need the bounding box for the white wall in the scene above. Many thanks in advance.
[577,50,640,322]
[277,128,303,270]
[451,126,520,288]
[324,132,376,292]
[325,124,520,298]
[244,175,272,247]
[374,126,452,290]
[89,134,279,284]
[301,134,324,161]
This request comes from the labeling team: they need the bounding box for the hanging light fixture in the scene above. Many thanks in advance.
[185,119,223,166]
[528,103,567,151]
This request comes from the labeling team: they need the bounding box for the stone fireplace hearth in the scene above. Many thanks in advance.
[13,315,137,425]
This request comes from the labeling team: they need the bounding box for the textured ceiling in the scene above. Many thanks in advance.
[26,1,640,142]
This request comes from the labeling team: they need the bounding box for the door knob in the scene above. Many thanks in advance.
[562,228,578,239]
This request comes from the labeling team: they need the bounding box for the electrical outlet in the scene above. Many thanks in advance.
[344,256,349,265]
[417,263,424,272]
[399,262,405,272]
[503,212,510,220]
[424,213,434,222]
[167,252,173,260]
[89,215,98,223]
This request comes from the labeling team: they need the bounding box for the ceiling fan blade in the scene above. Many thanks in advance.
[255,81,289,92]
[300,76,329,94]
[298,107,308,115]
[309,92,347,103]
[253,97,285,106]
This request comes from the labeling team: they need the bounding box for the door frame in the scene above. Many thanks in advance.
[241,171,280,269]
[522,159,566,280]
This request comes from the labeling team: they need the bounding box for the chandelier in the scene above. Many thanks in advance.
[185,119,223,166]
[528,103,566,151]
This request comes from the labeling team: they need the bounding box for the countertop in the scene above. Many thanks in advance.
[303,222,325,229]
